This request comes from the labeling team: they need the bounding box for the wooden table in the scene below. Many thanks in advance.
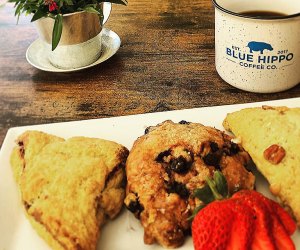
[0,0,299,147]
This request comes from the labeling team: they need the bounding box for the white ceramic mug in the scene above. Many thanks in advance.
[212,0,300,93]
[35,2,112,69]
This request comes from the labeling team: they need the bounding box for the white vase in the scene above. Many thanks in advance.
[34,3,111,69]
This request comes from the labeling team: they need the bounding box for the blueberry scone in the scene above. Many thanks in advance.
[223,106,300,226]
[10,130,129,250]
[124,120,255,248]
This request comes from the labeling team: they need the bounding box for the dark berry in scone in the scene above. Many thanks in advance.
[124,120,255,248]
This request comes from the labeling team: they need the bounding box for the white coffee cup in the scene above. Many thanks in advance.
[212,0,300,93]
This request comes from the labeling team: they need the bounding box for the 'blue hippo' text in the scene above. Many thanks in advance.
[226,43,294,70]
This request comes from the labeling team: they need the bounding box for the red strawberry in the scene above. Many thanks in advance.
[192,172,296,250]
[192,200,235,250]
[233,190,296,250]
[226,198,256,250]
[234,193,276,250]
[248,191,296,249]
[234,190,296,235]
[271,215,296,250]
[269,199,296,235]
[192,198,258,250]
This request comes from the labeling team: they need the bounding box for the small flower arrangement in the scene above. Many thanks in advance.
[9,0,127,50]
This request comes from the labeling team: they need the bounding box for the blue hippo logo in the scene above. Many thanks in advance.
[247,41,273,54]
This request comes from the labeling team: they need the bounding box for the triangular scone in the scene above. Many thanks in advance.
[223,106,300,225]
[10,131,129,250]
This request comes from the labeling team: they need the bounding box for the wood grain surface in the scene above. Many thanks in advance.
[0,0,299,147]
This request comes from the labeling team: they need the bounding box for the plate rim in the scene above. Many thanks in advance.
[1,97,300,250]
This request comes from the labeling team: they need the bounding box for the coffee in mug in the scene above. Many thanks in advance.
[239,11,286,17]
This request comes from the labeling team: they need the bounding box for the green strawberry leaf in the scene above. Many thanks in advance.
[214,171,229,198]
[191,171,229,218]
[52,14,63,51]
[193,171,228,203]
[193,184,214,204]
[205,177,223,200]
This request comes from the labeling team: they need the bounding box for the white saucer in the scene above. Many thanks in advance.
[26,28,121,72]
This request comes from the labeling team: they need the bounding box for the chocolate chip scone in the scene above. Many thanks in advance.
[124,120,255,248]
[10,130,129,250]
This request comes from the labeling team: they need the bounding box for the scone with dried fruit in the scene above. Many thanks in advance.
[124,120,255,248]
[10,130,129,250]
[223,106,300,225]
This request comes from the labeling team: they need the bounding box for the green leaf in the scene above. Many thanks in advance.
[14,3,24,16]
[31,9,46,22]
[64,0,73,5]
[190,171,230,220]
[193,184,214,204]
[83,6,100,14]
[10,0,127,20]
[76,0,86,8]
[205,177,223,200]
[214,171,229,198]
[52,14,63,51]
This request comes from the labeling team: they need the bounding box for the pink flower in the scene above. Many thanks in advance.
[49,1,58,11]
[44,0,58,12]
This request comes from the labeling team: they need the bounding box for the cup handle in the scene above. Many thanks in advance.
[102,2,112,25]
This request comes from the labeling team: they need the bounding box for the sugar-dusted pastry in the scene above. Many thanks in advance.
[223,106,300,226]
[124,120,255,248]
[10,130,129,250]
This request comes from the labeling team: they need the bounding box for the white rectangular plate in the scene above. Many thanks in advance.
[1,97,300,250]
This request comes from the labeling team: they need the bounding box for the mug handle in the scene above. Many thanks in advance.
[102,2,112,25]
